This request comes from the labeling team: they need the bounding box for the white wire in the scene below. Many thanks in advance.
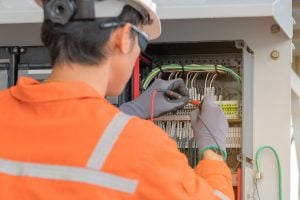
[168,72,175,80]
[191,73,200,88]
[190,73,196,87]
[210,73,218,88]
[157,72,163,79]
[175,71,181,79]
[186,72,192,87]
[204,72,211,96]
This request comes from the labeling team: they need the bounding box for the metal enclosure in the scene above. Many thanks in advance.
[145,41,254,199]
[153,1,293,199]
[0,0,293,199]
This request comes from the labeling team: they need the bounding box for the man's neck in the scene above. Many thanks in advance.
[46,62,110,97]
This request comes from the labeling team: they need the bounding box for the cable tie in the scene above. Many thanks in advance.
[214,65,220,75]
[180,65,185,79]
[181,65,185,73]
[158,66,165,73]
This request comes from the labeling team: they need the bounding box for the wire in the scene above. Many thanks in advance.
[214,82,223,99]
[158,72,163,79]
[255,146,282,200]
[175,71,181,79]
[255,181,261,200]
[204,72,211,96]
[191,72,200,87]
[186,72,192,87]
[210,73,218,88]
[150,90,157,121]
[142,64,242,100]
[168,72,175,80]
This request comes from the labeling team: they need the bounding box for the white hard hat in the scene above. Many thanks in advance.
[35,0,161,40]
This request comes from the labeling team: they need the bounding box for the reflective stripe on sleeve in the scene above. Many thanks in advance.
[0,158,138,194]
[213,190,231,200]
[86,112,132,170]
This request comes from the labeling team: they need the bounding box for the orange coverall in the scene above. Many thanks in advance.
[0,77,234,200]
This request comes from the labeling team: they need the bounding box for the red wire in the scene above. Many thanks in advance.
[132,58,140,99]
[150,90,157,121]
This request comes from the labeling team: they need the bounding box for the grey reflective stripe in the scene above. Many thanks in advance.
[86,112,132,170]
[213,190,230,200]
[0,158,138,194]
[0,112,138,194]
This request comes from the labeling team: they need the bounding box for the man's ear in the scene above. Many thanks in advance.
[113,23,133,54]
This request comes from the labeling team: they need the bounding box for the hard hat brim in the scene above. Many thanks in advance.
[136,0,161,40]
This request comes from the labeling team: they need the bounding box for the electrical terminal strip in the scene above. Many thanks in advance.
[187,85,240,119]
[155,121,196,149]
[147,65,242,166]
[155,100,240,121]
[218,101,239,120]
[155,120,198,166]
[226,127,242,148]
[155,120,242,149]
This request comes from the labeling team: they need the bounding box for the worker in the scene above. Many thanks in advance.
[0,0,234,199]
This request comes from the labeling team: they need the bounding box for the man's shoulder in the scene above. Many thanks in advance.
[123,114,174,146]
[0,88,11,100]
[126,115,163,133]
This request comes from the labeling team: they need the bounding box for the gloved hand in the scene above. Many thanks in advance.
[120,79,189,119]
[190,96,228,160]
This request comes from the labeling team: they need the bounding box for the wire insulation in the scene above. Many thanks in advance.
[255,146,282,200]
[143,64,241,91]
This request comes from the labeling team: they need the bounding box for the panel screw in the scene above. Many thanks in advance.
[12,47,18,53]
[270,50,280,60]
[271,24,280,34]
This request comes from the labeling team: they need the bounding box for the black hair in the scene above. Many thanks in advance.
[41,5,143,66]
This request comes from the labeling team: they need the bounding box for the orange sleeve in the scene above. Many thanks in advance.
[136,121,234,200]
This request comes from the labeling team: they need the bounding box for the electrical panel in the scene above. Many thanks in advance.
[141,41,254,198]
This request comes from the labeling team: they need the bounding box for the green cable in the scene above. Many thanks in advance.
[255,146,282,200]
[142,65,242,97]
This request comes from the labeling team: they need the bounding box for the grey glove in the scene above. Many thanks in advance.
[190,96,228,160]
[120,79,189,119]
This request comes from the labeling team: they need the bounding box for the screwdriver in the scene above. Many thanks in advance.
[156,89,201,106]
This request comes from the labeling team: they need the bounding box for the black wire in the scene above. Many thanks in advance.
[255,181,261,200]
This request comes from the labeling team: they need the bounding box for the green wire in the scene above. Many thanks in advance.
[255,146,282,200]
[142,64,242,97]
